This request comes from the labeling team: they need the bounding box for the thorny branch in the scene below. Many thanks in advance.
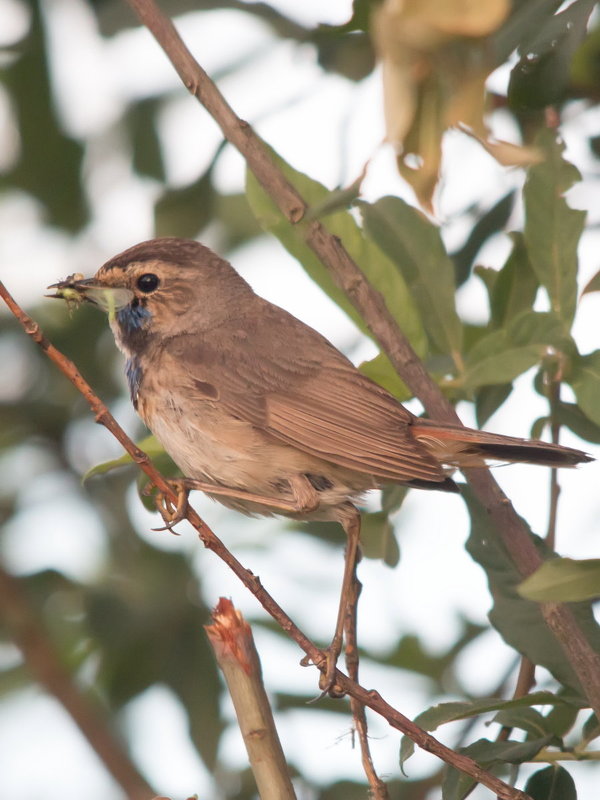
[0,283,533,800]
[121,0,600,720]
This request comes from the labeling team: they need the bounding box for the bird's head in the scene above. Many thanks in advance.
[48,238,254,354]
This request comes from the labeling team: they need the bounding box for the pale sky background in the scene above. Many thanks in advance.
[1,0,600,798]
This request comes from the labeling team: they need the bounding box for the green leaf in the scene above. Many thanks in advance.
[358,352,411,400]
[463,486,600,699]
[519,558,600,602]
[524,765,577,800]
[582,268,600,296]
[1,0,87,230]
[246,151,427,359]
[463,311,575,390]
[486,233,539,329]
[359,196,463,360]
[523,130,586,325]
[400,692,570,767]
[568,350,600,426]
[475,383,513,427]
[82,435,169,481]
[508,0,596,110]
[452,192,514,286]
[128,98,165,182]
[492,706,550,738]
[464,344,541,389]
[360,511,399,566]
[443,736,554,800]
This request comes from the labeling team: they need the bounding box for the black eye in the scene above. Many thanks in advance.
[136,273,159,293]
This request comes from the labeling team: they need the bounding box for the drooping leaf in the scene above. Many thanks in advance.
[246,150,427,359]
[360,511,399,567]
[359,196,462,360]
[487,233,539,328]
[443,736,554,800]
[358,352,411,400]
[400,691,571,767]
[508,0,596,110]
[568,350,600,426]
[1,0,87,230]
[582,268,600,296]
[463,486,600,699]
[475,383,513,427]
[452,192,514,286]
[524,765,577,800]
[523,130,586,325]
[128,97,166,182]
[492,706,551,738]
[519,558,600,603]
[82,434,169,481]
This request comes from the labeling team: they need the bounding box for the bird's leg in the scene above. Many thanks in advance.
[319,504,362,697]
[152,474,320,530]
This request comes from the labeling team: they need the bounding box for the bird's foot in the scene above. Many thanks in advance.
[145,479,190,532]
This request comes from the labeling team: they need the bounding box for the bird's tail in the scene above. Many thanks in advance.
[411,419,593,469]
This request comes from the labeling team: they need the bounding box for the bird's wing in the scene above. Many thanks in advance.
[170,308,447,485]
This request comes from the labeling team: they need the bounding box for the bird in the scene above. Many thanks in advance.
[48,237,591,690]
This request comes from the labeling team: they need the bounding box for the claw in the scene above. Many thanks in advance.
[150,480,189,533]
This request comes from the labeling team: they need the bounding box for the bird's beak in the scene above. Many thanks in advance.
[47,275,134,316]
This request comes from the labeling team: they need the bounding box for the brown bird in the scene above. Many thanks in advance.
[49,237,591,689]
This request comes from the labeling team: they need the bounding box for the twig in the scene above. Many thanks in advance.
[0,282,532,800]
[0,564,156,800]
[205,598,296,800]
[344,572,389,799]
[120,0,600,720]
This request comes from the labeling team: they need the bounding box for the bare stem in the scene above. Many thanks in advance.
[206,599,296,800]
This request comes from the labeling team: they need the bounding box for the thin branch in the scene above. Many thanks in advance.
[0,564,156,800]
[343,569,389,799]
[120,0,600,719]
[0,282,532,800]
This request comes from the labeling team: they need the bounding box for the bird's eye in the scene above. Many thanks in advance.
[136,273,160,293]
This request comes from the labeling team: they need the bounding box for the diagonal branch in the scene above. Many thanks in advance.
[0,283,532,800]
[120,0,600,718]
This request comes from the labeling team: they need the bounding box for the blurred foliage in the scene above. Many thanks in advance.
[1,0,600,799]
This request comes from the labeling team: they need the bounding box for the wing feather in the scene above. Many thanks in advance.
[171,306,447,485]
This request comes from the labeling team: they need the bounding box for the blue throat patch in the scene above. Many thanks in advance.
[117,302,151,335]
[125,357,143,408]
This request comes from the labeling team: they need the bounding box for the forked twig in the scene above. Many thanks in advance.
[1,283,532,800]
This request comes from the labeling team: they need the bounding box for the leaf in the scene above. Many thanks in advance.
[463,344,541,389]
[452,192,514,286]
[519,558,600,603]
[568,350,600,426]
[1,0,87,230]
[83,435,169,481]
[360,511,399,567]
[524,765,577,800]
[582,268,600,296]
[488,233,539,329]
[523,130,586,325]
[128,97,165,182]
[508,0,596,110]
[359,196,462,359]
[463,310,575,389]
[463,486,600,699]
[358,352,411,400]
[475,383,513,427]
[443,737,554,800]
[400,691,570,767]
[492,706,550,738]
[246,151,427,359]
